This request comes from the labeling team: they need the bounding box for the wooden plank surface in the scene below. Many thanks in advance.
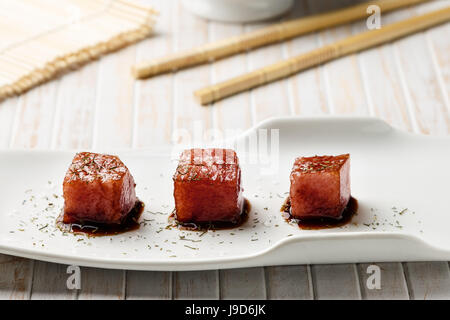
[265,266,313,299]
[50,61,99,150]
[0,0,449,300]
[310,0,369,115]
[210,21,251,131]
[10,81,59,149]
[311,264,361,300]
[0,97,18,148]
[31,262,77,300]
[0,255,33,300]
[174,271,219,300]
[133,0,174,147]
[403,262,450,299]
[126,271,172,300]
[220,268,266,300]
[172,0,212,142]
[77,266,124,300]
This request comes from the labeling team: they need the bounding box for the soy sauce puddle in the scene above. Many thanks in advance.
[169,198,251,231]
[281,197,358,230]
[56,200,145,236]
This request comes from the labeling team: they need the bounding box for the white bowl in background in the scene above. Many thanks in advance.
[181,0,294,23]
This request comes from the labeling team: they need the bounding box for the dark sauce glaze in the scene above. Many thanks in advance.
[281,197,358,230]
[169,198,251,231]
[56,200,145,236]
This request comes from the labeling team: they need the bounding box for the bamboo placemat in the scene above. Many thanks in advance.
[0,0,156,101]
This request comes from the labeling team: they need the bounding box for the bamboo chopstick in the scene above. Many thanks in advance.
[132,0,429,79]
[194,6,450,106]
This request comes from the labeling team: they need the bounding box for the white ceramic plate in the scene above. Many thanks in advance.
[1,117,450,271]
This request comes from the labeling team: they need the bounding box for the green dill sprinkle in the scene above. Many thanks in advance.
[179,235,201,242]
[184,245,199,250]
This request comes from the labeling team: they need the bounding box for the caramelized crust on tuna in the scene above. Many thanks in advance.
[173,148,244,223]
[289,154,350,219]
[63,152,137,225]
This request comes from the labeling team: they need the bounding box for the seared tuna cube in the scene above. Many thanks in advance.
[289,154,350,219]
[63,152,137,224]
[173,148,244,223]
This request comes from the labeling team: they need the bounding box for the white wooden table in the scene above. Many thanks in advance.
[0,0,449,299]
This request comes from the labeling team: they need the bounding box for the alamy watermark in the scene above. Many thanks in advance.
[366,5,381,30]
[171,121,280,176]
[66,265,81,290]
[366,264,381,290]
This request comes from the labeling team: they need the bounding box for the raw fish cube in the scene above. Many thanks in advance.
[63,152,137,224]
[173,148,244,223]
[289,154,350,219]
